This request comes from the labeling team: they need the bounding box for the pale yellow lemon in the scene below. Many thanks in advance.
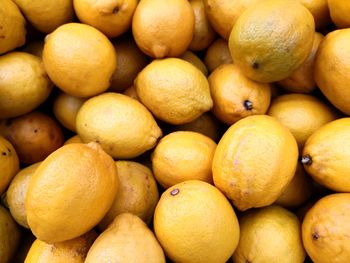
[0,52,52,119]
[76,93,162,159]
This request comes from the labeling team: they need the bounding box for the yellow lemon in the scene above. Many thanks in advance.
[233,205,305,263]
[314,28,350,115]
[76,93,162,159]
[0,52,52,119]
[99,161,159,230]
[229,0,315,83]
[132,0,194,58]
[213,115,298,211]
[13,0,73,33]
[302,193,350,263]
[152,131,217,188]
[209,63,271,125]
[0,136,19,195]
[154,180,240,263]
[135,58,213,125]
[302,118,350,192]
[43,23,117,98]
[73,0,137,38]
[0,0,26,54]
[26,142,118,243]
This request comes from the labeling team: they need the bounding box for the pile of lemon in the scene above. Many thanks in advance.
[1,0,350,262]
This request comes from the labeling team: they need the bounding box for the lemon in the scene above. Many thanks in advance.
[298,0,331,29]
[209,63,271,125]
[26,142,118,243]
[109,37,148,92]
[268,94,337,149]
[233,205,305,263]
[64,135,83,145]
[132,0,194,58]
[76,93,162,159]
[122,85,139,101]
[229,0,315,83]
[43,23,117,98]
[302,193,350,263]
[25,231,97,263]
[0,0,26,54]
[154,180,240,263]
[13,0,73,33]
[53,92,86,132]
[135,58,213,125]
[314,28,350,115]
[204,38,233,72]
[0,136,19,195]
[7,162,41,228]
[278,32,324,94]
[189,0,216,51]
[213,115,298,211]
[328,0,350,29]
[203,0,257,39]
[74,0,137,38]
[86,213,165,263]
[275,163,312,208]
[0,205,21,263]
[0,112,64,164]
[0,52,52,119]
[302,118,350,192]
[152,131,217,188]
[99,161,159,230]
[171,112,221,142]
[180,51,208,76]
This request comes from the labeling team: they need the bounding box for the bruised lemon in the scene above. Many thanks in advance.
[25,231,97,263]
